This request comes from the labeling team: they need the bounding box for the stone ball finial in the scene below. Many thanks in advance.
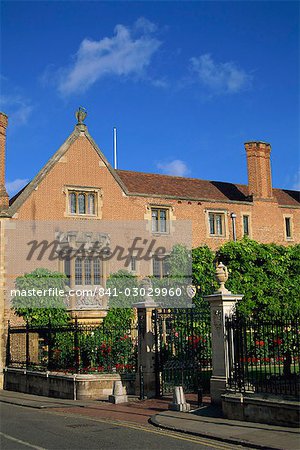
[75,107,87,124]
[215,262,230,294]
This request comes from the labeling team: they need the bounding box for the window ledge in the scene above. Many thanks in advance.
[64,213,100,219]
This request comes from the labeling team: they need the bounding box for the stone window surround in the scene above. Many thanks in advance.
[144,203,176,235]
[205,208,228,238]
[241,211,252,238]
[283,214,294,241]
[63,185,103,219]
[56,231,110,289]
[73,256,103,286]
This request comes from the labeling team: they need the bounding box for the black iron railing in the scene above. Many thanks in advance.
[6,319,138,374]
[226,314,300,397]
[152,308,212,396]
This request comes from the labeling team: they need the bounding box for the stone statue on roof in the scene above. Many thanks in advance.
[75,107,87,124]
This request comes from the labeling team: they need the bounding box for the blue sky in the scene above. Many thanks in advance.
[1,1,299,196]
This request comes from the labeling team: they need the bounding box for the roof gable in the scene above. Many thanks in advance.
[7,125,129,216]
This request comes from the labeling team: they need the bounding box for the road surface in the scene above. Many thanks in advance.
[0,402,247,450]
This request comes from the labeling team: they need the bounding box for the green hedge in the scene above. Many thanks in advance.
[192,238,300,318]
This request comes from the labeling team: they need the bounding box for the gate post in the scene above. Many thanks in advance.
[204,262,243,404]
[134,278,158,399]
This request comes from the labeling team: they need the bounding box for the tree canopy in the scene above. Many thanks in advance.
[216,238,300,318]
[11,268,70,326]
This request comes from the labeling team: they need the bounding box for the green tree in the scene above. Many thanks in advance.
[150,243,194,308]
[216,238,300,318]
[11,268,70,326]
[192,245,217,309]
[105,269,137,326]
[168,243,192,280]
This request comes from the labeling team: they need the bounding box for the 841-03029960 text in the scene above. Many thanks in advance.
[78,286,184,298]
[11,286,185,298]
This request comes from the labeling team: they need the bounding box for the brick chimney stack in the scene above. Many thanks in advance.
[244,141,273,200]
[0,112,9,210]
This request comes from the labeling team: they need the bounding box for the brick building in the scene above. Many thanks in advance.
[0,108,299,311]
[0,109,299,385]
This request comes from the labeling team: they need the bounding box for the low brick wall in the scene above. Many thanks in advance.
[4,368,136,400]
[222,392,300,427]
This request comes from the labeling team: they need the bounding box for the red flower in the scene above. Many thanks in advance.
[273,338,282,345]
[116,363,125,370]
[255,340,265,346]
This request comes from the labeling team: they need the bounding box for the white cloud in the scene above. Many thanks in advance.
[6,178,29,196]
[157,160,190,177]
[0,94,33,127]
[55,18,162,95]
[190,54,251,94]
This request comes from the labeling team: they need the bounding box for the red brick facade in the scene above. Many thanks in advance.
[0,111,299,319]
[1,115,297,249]
[0,113,9,210]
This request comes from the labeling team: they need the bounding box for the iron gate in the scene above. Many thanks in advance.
[152,308,212,396]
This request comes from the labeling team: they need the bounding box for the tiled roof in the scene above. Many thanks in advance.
[272,188,300,207]
[9,183,29,206]
[116,170,300,206]
[8,169,300,209]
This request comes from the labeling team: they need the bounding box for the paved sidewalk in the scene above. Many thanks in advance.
[0,389,93,408]
[1,390,299,450]
[150,405,300,450]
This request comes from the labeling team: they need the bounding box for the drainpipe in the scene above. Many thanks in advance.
[230,213,237,242]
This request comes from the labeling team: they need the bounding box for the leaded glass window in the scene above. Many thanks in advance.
[75,257,83,285]
[78,193,86,214]
[88,194,95,215]
[84,258,92,285]
[69,193,77,214]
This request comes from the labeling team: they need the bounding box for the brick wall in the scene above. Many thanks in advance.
[0,112,9,210]
[13,133,299,249]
